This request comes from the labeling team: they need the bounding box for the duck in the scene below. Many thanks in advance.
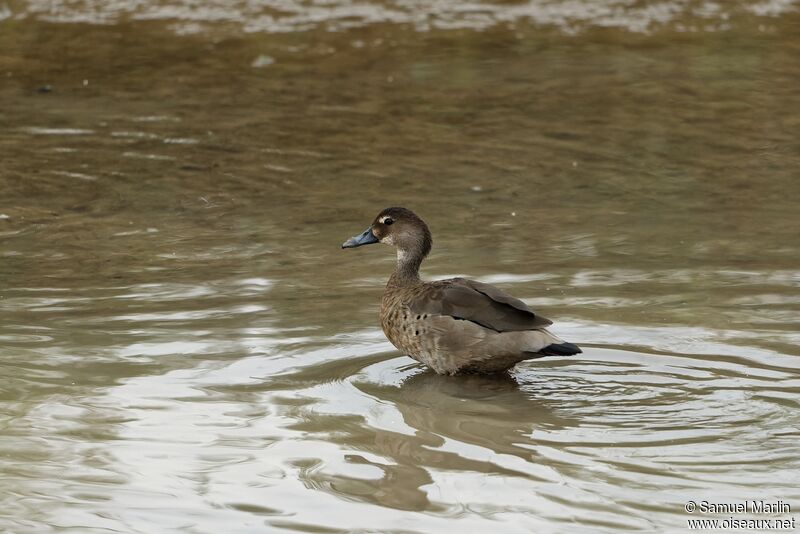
[342,207,581,375]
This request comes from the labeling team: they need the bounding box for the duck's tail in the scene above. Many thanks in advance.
[538,341,582,356]
[520,329,582,358]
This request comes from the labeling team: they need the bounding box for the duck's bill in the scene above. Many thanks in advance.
[342,227,379,249]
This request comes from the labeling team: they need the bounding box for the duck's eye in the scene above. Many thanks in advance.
[384,217,394,225]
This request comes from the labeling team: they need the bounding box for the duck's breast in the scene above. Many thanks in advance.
[380,289,445,367]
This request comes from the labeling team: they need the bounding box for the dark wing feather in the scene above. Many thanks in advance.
[410,278,552,332]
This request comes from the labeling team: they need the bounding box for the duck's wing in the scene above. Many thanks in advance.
[410,277,552,332]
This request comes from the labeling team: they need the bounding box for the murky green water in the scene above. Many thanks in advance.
[2,1,800,532]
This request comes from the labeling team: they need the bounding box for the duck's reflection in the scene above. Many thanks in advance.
[377,369,574,458]
[298,365,579,512]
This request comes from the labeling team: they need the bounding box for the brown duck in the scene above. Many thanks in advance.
[342,207,581,375]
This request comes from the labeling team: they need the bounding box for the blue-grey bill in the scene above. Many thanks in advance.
[342,227,379,248]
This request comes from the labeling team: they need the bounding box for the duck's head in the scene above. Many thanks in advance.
[342,207,432,260]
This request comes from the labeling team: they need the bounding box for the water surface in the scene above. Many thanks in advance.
[1,2,800,532]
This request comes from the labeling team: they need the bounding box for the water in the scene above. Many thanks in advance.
[2,2,800,532]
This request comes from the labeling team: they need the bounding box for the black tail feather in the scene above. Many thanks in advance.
[539,342,582,356]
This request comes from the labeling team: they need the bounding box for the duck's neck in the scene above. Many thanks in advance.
[388,247,423,286]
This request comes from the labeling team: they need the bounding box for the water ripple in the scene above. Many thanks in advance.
[13,0,800,35]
